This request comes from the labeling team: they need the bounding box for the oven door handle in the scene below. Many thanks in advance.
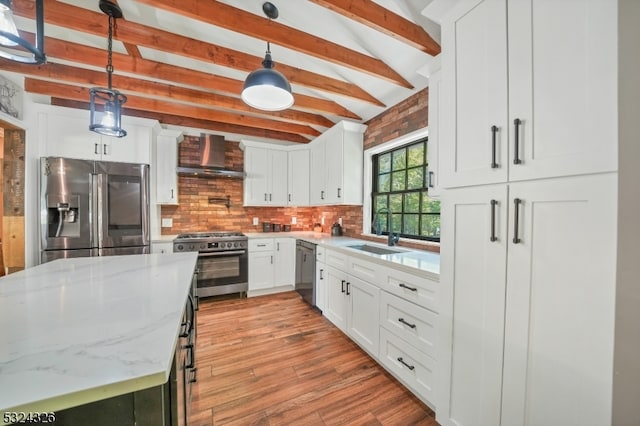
[198,250,246,257]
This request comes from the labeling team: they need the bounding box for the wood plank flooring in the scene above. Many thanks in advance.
[189,291,438,425]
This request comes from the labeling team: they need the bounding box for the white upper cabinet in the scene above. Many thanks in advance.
[242,145,287,206]
[309,120,367,205]
[440,0,617,188]
[287,149,310,206]
[427,65,442,198]
[37,104,156,164]
[155,129,183,205]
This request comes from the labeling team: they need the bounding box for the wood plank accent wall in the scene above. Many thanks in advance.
[2,128,25,273]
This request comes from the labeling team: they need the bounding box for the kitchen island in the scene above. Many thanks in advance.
[0,253,198,425]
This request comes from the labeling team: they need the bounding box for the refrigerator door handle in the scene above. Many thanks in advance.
[96,173,105,249]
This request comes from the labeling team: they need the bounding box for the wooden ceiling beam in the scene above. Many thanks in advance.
[136,0,414,88]
[13,0,384,107]
[51,98,310,143]
[0,59,335,128]
[18,33,361,120]
[309,0,441,55]
[25,79,321,137]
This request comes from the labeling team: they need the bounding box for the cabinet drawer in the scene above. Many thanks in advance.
[347,255,383,285]
[325,248,347,269]
[379,327,435,405]
[380,291,437,358]
[249,238,274,252]
[381,266,438,313]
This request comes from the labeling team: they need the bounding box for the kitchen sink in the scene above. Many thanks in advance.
[346,244,405,255]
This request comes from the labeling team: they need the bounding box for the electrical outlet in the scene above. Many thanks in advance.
[338,217,343,226]
[291,217,297,224]
[321,216,325,225]
[252,217,259,226]
[161,218,173,228]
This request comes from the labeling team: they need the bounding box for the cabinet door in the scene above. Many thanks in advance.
[324,266,347,331]
[248,251,274,291]
[427,69,441,198]
[287,150,310,206]
[273,238,295,287]
[507,0,617,182]
[269,149,288,205]
[151,242,173,254]
[440,0,508,188]
[346,275,380,357]
[156,133,179,204]
[501,174,616,425]
[309,141,325,205]
[438,184,508,426]
[315,261,326,312]
[42,110,102,160]
[324,129,343,204]
[244,146,270,206]
[105,124,151,164]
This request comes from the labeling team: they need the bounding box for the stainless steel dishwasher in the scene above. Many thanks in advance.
[295,240,316,307]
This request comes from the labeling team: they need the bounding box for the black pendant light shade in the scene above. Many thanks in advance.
[90,0,127,138]
[89,88,127,138]
[241,45,293,111]
[241,2,293,111]
[0,0,45,64]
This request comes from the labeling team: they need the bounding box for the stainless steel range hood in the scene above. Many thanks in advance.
[176,134,245,178]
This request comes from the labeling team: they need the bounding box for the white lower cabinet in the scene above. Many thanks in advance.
[325,265,380,357]
[379,327,436,404]
[248,238,295,295]
[439,174,616,426]
[151,242,173,254]
[315,246,326,312]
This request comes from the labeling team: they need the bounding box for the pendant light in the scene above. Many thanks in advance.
[241,2,293,111]
[89,0,127,138]
[0,0,45,64]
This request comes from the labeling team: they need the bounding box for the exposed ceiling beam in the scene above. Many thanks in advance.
[25,79,321,137]
[309,0,441,55]
[13,0,385,107]
[136,0,414,88]
[0,59,335,128]
[51,98,310,143]
[19,33,361,120]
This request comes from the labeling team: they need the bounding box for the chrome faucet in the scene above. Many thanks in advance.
[374,208,400,246]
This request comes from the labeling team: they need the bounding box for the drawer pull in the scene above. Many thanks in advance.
[398,318,416,329]
[397,357,415,371]
[491,125,499,168]
[341,279,346,293]
[257,244,266,247]
[399,283,417,292]
[346,281,350,296]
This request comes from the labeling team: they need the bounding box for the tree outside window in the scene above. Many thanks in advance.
[372,138,440,242]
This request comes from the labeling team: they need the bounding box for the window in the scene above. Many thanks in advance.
[371,138,440,242]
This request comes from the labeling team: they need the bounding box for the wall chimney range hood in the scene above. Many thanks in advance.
[176,134,245,178]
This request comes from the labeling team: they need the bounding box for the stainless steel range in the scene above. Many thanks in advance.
[173,232,248,298]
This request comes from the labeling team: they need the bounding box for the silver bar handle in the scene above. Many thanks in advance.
[94,143,99,155]
[513,119,522,165]
[491,125,499,168]
[103,143,108,156]
[198,250,246,257]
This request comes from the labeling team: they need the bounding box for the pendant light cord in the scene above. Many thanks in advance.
[106,14,115,90]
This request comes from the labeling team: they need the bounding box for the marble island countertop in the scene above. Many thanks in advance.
[0,252,198,420]
[245,231,440,279]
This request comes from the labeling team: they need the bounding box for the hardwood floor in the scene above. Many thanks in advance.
[189,291,438,425]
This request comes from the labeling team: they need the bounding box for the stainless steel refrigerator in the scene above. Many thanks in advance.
[40,157,150,263]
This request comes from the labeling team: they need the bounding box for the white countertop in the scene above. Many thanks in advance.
[0,252,198,418]
[245,231,440,279]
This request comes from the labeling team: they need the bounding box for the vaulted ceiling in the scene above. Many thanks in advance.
[2,0,440,143]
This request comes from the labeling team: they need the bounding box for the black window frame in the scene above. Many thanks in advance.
[371,137,440,243]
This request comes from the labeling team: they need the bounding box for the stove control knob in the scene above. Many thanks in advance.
[234,242,238,248]
[239,242,244,248]
[176,244,183,251]
[220,242,226,248]
[189,244,195,251]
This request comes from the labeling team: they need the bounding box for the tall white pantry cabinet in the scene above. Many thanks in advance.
[431,0,640,425]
